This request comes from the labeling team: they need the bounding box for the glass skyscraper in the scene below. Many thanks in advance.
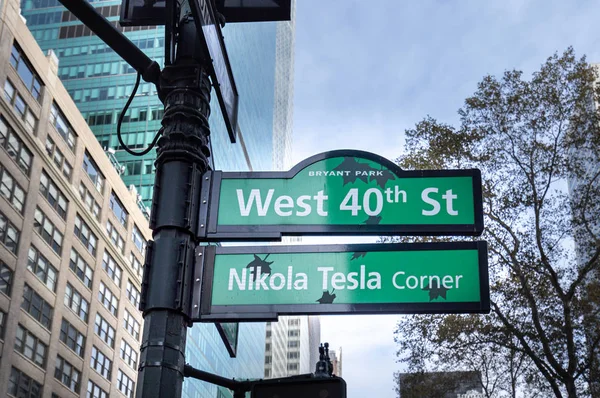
[19,1,295,397]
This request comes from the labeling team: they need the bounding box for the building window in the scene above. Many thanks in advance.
[123,310,140,340]
[27,246,58,292]
[110,191,128,227]
[265,343,271,352]
[69,248,93,289]
[83,151,104,193]
[8,367,43,398]
[0,210,20,254]
[3,80,38,134]
[288,340,299,348]
[14,324,48,367]
[45,136,72,181]
[4,79,15,102]
[130,252,143,279]
[91,346,112,380]
[0,309,6,339]
[117,369,135,398]
[95,313,115,348]
[0,164,26,213]
[10,43,44,101]
[78,183,101,220]
[126,280,140,308]
[287,363,298,371]
[60,318,86,357]
[287,352,299,360]
[0,116,33,175]
[102,251,122,287]
[33,207,63,255]
[1,261,13,296]
[54,355,81,393]
[50,102,77,150]
[120,339,138,370]
[132,224,146,253]
[265,356,271,364]
[106,221,125,254]
[99,281,118,316]
[21,283,53,329]
[64,282,89,323]
[288,329,299,337]
[74,214,98,255]
[288,319,300,326]
[87,380,108,398]
[40,170,68,219]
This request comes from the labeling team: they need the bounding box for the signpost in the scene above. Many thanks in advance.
[188,0,239,143]
[198,150,484,239]
[192,241,489,321]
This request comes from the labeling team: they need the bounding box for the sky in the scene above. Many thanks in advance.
[291,1,600,397]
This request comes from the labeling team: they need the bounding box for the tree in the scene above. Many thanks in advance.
[393,48,600,398]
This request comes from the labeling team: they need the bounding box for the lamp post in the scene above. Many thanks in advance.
[55,1,290,396]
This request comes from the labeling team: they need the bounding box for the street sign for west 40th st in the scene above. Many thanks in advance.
[192,241,490,321]
[197,150,484,240]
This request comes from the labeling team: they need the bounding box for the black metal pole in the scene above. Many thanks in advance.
[136,6,211,397]
[57,0,160,84]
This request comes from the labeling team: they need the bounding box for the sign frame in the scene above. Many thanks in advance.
[215,322,239,357]
[119,0,292,26]
[197,150,484,240]
[188,0,240,143]
[192,241,490,322]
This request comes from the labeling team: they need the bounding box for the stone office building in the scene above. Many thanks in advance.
[0,0,151,396]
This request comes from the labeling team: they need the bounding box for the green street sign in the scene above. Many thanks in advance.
[197,150,484,240]
[192,241,489,321]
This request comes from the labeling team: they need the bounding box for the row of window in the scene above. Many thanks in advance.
[0,210,20,254]
[27,245,58,292]
[40,169,69,219]
[33,206,63,255]
[68,82,157,103]
[8,365,133,398]
[79,182,101,220]
[0,163,26,213]
[1,261,13,296]
[50,102,77,151]
[54,37,164,60]
[4,79,38,134]
[10,44,43,102]
[26,10,62,25]
[86,106,164,128]
[74,213,98,256]
[45,135,73,181]
[102,250,122,286]
[70,247,93,288]
[106,220,125,254]
[0,115,33,176]
[59,20,157,40]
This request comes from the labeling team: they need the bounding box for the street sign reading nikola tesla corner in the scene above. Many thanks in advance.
[192,241,490,321]
[197,150,484,240]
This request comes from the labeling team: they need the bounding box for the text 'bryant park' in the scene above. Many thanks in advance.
[0,1,598,398]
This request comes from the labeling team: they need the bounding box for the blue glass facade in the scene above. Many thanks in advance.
[21,1,277,397]
[21,0,277,205]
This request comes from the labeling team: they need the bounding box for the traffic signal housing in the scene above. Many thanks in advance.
[251,375,347,398]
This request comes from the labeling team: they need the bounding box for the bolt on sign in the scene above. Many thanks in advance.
[192,241,490,322]
[197,150,484,240]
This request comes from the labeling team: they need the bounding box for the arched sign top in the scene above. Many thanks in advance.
[197,150,484,240]
[286,150,404,179]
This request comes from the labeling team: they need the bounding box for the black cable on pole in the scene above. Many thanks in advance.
[117,72,162,156]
